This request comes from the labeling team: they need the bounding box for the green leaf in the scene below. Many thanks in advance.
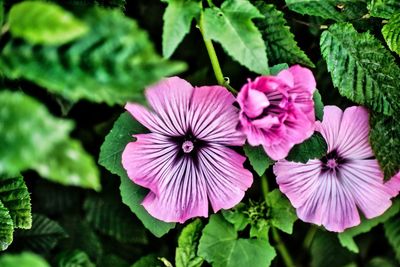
[99,112,175,237]
[285,0,368,21]
[384,213,400,263]
[83,194,148,244]
[320,22,400,115]
[366,258,398,267]
[311,230,355,267]
[8,1,88,45]
[253,2,314,67]
[0,175,31,229]
[198,214,276,267]
[0,252,50,267]
[175,219,204,267]
[243,145,274,176]
[368,0,400,19]
[34,139,100,191]
[249,219,270,240]
[162,0,201,58]
[131,254,163,267]
[15,214,68,254]
[0,201,13,251]
[222,203,250,231]
[269,63,289,75]
[0,91,72,175]
[286,132,327,163]
[382,13,400,56]
[338,200,400,253]
[0,8,186,105]
[202,0,269,74]
[266,189,297,234]
[313,90,324,121]
[56,250,95,267]
[369,113,400,179]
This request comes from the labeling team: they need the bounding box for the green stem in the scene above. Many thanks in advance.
[198,11,237,94]
[303,225,318,249]
[260,174,296,267]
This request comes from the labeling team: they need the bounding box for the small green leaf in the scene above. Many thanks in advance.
[175,219,204,267]
[15,214,68,254]
[198,214,276,267]
[285,0,368,21]
[369,113,400,179]
[0,174,31,229]
[249,219,270,241]
[99,112,175,237]
[243,145,274,176]
[269,63,289,75]
[266,189,297,234]
[34,139,100,191]
[8,1,88,45]
[0,201,13,251]
[222,203,250,231]
[313,90,324,121]
[320,23,400,115]
[56,250,95,267]
[286,132,327,163]
[254,2,314,68]
[368,0,400,19]
[382,13,400,56]
[383,213,400,262]
[203,0,269,74]
[338,200,400,253]
[0,252,50,267]
[0,91,72,175]
[162,0,201,58]
[131,254,163,267]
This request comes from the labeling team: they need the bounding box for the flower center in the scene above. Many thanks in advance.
[326,159,338,169]
[182,141,194,153]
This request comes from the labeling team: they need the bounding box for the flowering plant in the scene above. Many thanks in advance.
[0,0,400,267]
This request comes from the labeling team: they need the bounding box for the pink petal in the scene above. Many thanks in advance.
[198,144,253,212]
[277,69,294,88]
[244,88,270,118]
[287,65,316,94]
[336,106,374,159]
[264,138,294,160]
[188,85,245,146]
[340,160,398,219]
[316,106,343,152]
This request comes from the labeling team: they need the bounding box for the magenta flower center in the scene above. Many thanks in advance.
[326,159,338,169]
[321,150,347,172]
[182,141,194,153]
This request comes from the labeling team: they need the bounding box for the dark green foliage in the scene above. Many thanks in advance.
[320,23,400,115]
[243,145,274,176]
[254,2,314,67]
[0,201,13,251]
[382,13,400,55]
[286,132,327,163]
[55,250,95,267]
[384,213,400,262]
[368,0,400,19]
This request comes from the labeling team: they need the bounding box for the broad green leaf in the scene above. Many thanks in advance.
[243,145,274,176]
[8,1,88,45]
[222,203,250,231]
[368,0,400,19]
[383,213,400,262]
[198,214,276,267]
[338,200,400,253]
[162,0,201,58]
[99,112,175,237]
[83,194,148,244]
[320,23,400,115]
[34,139,100,191]
[311,230,355,267]
[14,214,68,254]
[369,113,400,179]
[0,8,186,105]
[131,254,163,267]
[266,189,297,234]
[254,2,314,67]
[382,13,400,56]
[313,90,324,121]
[0,91,72,175]
[0,252,50,267]
[0,175,31,229]
[56,250,95,267]
[286,132,327,163]
[0,201,13,251]
[203,0,269,74]
[175,219,204,267]
[285,0,368,21]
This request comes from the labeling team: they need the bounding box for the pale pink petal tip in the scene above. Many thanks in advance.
[121,77,252,223]
[274,105,399,232]
[237,65,316,160]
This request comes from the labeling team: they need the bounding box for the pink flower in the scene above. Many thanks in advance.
[122,77,253,223]
[274,106,400,232]
[237,65,316,160]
